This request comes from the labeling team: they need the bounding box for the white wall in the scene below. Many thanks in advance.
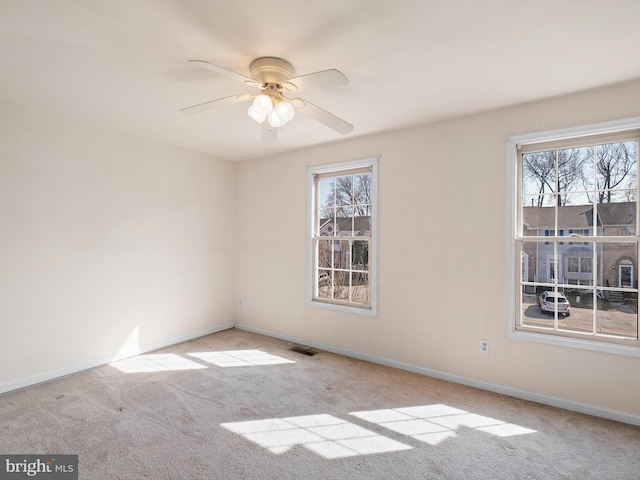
[235,79,640,420]
[0,103,235,391]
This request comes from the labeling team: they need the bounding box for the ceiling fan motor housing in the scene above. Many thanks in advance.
[249,57,295,85]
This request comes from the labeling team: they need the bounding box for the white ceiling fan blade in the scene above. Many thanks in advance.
[188,60,262,88]
[295,99,354,135]
[180,94,251,115]
[284,69,349,92]
[261,121,278,143]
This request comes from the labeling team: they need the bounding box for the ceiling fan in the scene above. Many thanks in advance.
[180,57,354,142]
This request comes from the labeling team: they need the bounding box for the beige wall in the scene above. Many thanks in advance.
[235,79,640,418]
[0,103,235,389]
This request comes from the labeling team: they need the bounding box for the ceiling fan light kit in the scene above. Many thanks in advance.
[182,56,354,142]
[247,92,295,128]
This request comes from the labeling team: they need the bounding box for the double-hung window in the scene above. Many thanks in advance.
[308,158,377,315]
[509,119,640,355]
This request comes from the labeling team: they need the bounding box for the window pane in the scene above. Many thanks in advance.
[335,210,354,236]
[521,241,558,284]
[557,198,594,236]
[528,289,586,335]
[521,205,555,235]
[317,270,332,300]
[318,240,334,268]
[317,269,331,285]
[318,177,335,208]
[332,240,351,269]
[521,286,545,327]
[335,206,354,222]
[335,213,372,237]
[522,287,573,327]
[333,270,350,302]
[351,272,369,305]
[597,290,638,338]
[318,217,337,236]
[565,289,595,334]
[355,216,371,236]
[562,146,595,193]
[561,191,592,207]
[521,241,560,284]
[352,240,369,269]
[555,147,593,208]
[596,194,636,236]
[353,173,372,209]
[598,245,637,288]
[595,141,637,194]
[563,244,594,285]
[556,299,588,335]
[334,175,355,207]
[522,151,556,196]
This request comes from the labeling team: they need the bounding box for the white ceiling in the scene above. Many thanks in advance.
[1,0,639,162]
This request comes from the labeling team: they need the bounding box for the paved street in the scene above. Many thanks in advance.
[522,302,637,338]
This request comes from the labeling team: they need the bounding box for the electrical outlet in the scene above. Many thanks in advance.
[480,340,490,354]
[239,299,244,307]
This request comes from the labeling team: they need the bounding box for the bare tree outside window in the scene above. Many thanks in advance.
[523,141,638,206]
[594,141,637,203]
[321,174,372,218]
[523,148,589,206]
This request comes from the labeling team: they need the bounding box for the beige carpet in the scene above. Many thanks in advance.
[1,328,639,479]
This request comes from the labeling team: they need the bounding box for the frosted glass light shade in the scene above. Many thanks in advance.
[275,101,295,123]
[253,95,272,114]
[268,110,285,128]
[247,94,273,124]
[247,104,267,123]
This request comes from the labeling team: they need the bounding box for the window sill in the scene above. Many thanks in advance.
[309,298,377,317]
[507,327,640,358]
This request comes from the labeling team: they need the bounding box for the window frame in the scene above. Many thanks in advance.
[506,117,640,358]
[307,157,378,316]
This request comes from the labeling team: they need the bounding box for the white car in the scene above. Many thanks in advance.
[539,291,571,316]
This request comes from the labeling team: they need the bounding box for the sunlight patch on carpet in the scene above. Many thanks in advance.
[350,404,536,445]
[110,353,207,373]
[221,414,411,458]
[188,350,295,367]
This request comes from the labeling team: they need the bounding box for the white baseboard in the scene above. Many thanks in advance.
[235,323,640,427]
[0,323,234,395]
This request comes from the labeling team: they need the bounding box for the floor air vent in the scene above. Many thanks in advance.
[289,345,316,356]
